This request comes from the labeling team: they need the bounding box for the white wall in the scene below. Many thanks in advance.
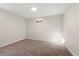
[63,4,79,56]
[0,9,26,47]
[0,8,63,47]
[26,15,64,44]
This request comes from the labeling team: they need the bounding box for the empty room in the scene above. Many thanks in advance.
[0,3,78,56]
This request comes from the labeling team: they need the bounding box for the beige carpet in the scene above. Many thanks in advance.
[0,39,72,56]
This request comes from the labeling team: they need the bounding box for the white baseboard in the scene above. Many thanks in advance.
[65,45,76,56]
[0,38,26,47]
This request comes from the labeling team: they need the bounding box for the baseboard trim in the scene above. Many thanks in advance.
[65,45,75,56]
[0,38,26,47]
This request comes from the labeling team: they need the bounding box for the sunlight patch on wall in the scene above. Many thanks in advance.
[50,32,65,45]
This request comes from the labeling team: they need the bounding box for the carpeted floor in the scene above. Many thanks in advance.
[0,39,72,56]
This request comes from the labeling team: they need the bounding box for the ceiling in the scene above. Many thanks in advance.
[0,3,70,18]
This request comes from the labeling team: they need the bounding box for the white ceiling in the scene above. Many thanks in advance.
[0,3,70,18]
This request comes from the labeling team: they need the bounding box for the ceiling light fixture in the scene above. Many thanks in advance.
[35,18,43,23]
[31,7,37,12]
[31,7,43,23]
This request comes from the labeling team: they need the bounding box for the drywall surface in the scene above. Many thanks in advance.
[0,9,26,47]
[63,4,79,56]
[26,15,63,44]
